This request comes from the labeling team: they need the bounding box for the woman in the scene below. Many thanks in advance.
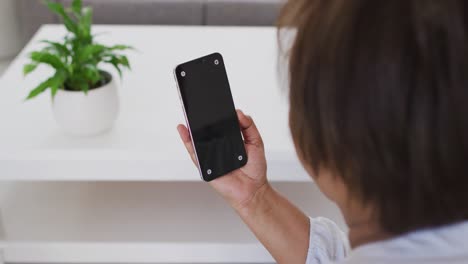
[178,0,468,263]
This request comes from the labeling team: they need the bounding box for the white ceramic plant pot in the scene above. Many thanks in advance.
[52,72,119,136]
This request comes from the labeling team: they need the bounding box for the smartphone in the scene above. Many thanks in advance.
[174,53,248,182]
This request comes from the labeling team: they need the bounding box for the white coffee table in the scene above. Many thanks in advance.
[0,25,343,264]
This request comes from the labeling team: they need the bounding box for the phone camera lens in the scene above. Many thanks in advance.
[214,59,219,65]
[181,71,186,77]
[207,169,212,175]
[238,155,243,161]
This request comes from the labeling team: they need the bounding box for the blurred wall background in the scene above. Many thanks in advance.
[0,0,22,60]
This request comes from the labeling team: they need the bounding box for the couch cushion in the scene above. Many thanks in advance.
[62,0,204,25]
[204,0,284,26]
[15,0,281,47]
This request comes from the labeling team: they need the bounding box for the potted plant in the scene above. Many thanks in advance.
[23,0,132,136]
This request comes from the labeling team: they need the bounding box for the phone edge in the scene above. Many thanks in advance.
[173,66,206,182]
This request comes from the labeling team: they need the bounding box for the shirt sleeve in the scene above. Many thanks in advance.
[306,217,350,264]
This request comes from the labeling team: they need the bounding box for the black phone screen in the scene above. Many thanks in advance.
[175,53,248,181]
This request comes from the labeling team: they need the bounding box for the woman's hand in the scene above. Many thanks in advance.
[177,110,269,211]
[178,110,310,263]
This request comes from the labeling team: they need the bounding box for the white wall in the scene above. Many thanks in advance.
[0,0,21,59]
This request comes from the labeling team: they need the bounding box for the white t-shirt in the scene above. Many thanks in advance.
[307,217,468,264]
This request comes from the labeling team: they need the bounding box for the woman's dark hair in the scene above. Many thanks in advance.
[279,0,468,234]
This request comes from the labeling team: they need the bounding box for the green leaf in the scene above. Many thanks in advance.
[45,0,78,35]
[107,54,131,68]
[44,0,64,15]
[26,70,67,100]
[23,63,38,76]
[65,75,91,93]
[50,83,59,97]
[50,70,67,97]
[108,57,122,78]
[41,40,70,56]
[109,45,133,51]
[78,44,106,62]
[75,79,90,94]
[82,82,89,94]
[71,0,82,14]
[120,55,131,69]
[103,53,132,78]
[80,7,93,37]
[92,32,109,38]
[26,77,54,100]
[30,51,66,70]
[82,64,101,84]
[27,0,132,99]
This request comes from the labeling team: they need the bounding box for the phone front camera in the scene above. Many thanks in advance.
[181,71,186,77]
[214,59,219,65]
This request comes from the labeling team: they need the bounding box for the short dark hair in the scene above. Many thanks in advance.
[279,0,468,234]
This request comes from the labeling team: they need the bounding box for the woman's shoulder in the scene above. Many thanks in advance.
[307,217,349,264]
[343,221,468,264]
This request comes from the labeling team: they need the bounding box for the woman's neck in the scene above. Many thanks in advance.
[348,220,391,248]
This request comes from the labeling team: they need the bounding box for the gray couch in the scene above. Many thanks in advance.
[16,0,283,44]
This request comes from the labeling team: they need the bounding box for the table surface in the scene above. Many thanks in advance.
[0,25,309,181]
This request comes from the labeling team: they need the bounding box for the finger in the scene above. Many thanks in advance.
[177,124,191,143]
[177,124,197,165]
[236,110,264,148]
